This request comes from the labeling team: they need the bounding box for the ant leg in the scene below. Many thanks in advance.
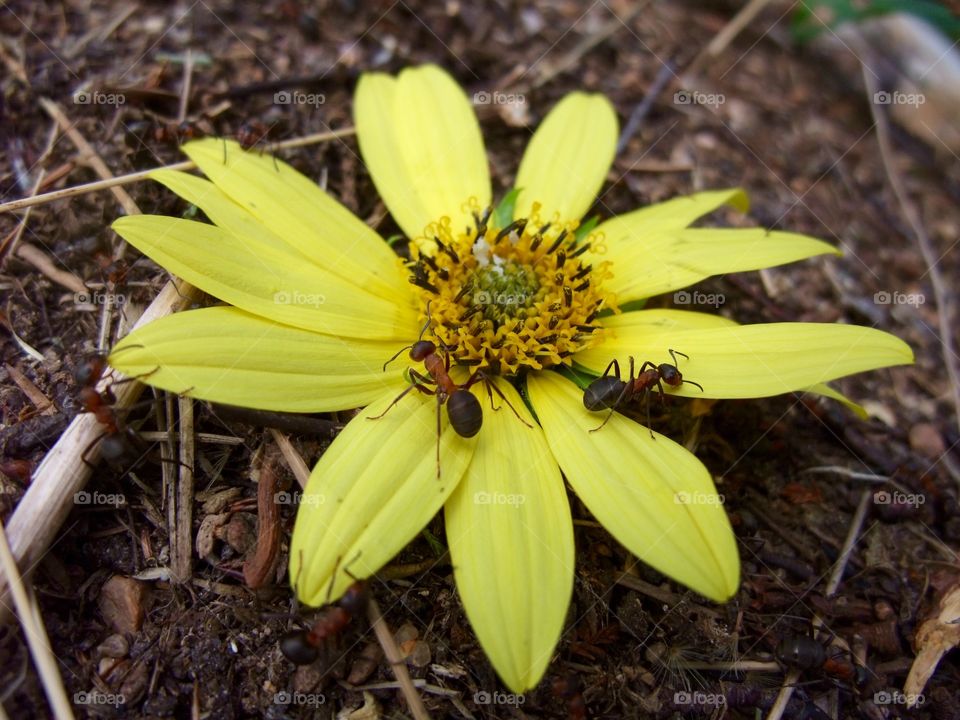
[483,378,533,428]
[589,409,616,433]
[367,375,436,420]
[81,431,107,468]
[341,551,364,583]
[324,555,344,605]
[643,390,656,440]
[600,358,621,379]
[435,395,442,481]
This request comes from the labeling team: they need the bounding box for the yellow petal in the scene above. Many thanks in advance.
[290,387,476,605]
[179,138,407,299]
[113,214,419,341]
[445,378,573,692]
[514,93,617,224]
[109,307,410,411]
[596,188,749,239]
[807,383,869,419]
[528,371,739,601]
[575,310,869,415]
[576,315,914,399]
[355,65,491,240]
[604,228,839,303]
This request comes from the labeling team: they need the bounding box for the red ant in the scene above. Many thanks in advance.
[280,580,369,665]
[76,354,143,467]
[369,307,530,479]
[583,349,703,434]
[235,120,272,150]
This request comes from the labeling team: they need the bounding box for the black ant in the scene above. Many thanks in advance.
[280,580,369,665]
[583,349,704,434]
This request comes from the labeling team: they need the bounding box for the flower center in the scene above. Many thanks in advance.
[407,199,616,374]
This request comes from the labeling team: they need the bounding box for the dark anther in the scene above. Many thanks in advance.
[555,250,566,269]
[539,334,559,344]
[490,335,506,348]
[454,282,473,303]
[438,268,449,281]
[563,287,573,307]
[548,302,562,312]
[546,229,568,255]
[459,306,483,321]
[422,254,440,272]
[575,324,600,332]
[570,242,591,258]
[511,321,524,333]
[548,316,560,329]
[573,264,592,281]
[474,206,492,237]
[496,218,528,243]
[539,223,552,235]
[530,234,543,252]
[574,280,590,292]
[435,237,460,263]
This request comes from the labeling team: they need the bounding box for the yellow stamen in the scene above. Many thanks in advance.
[408,199,616,374]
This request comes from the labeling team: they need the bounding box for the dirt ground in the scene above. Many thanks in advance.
[1,1,959,718]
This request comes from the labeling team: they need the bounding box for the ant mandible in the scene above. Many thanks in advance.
[583,349,704,434]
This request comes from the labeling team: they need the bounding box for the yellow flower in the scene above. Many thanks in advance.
[108,65,912,692]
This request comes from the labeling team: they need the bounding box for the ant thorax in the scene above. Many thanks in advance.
[406,200,616,375]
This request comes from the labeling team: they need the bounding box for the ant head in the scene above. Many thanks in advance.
[339,582,369,615]
[75,354,108,387]
[409,340,437,361]
[658,363,683,386]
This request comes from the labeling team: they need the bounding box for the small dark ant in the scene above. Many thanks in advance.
[75,354,142,467]
[279,580,369,665]
[776,634,870,687]
[583,349,704,434]
[370,305,530,479]
[235,120,272,151]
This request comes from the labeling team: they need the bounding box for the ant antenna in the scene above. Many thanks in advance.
[668,348,704,392]
[383,302,435,371]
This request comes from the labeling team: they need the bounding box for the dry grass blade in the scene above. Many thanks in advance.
[0,523,76,719]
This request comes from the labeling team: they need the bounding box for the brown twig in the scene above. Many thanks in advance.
[858,54,960,483]
[243,443,281,589]
[366,597,432,720]
[0,127,358,215]
[173,396,195,582]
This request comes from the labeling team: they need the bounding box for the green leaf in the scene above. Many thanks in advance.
[493,187,522,229]
[574,214,600,243]
[791,0,960,43]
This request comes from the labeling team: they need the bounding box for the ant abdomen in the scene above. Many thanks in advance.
[447,390,482,437]
[279,630,320,665]
[582,376,625,411]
